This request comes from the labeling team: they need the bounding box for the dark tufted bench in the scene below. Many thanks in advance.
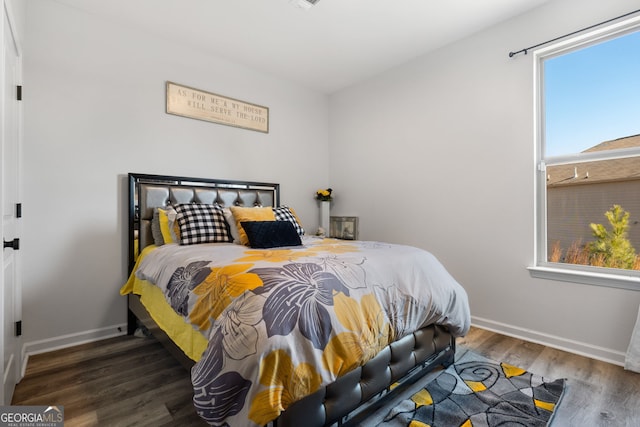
[275,324,455,427]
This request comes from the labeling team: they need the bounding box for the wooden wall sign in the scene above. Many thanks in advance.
[166,81,269,133]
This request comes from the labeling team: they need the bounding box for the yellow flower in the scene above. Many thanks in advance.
[315,188,333,201]
[189,264,262,330]
[249,350,322,425]
[309,238,359,254]
[322,293,390,377]
[235,248,322,263]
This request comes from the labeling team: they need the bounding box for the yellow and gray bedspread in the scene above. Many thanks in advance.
[121,237,470,427]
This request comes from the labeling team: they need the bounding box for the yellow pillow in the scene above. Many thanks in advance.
[230,206,276,245]
[158,207,180,244]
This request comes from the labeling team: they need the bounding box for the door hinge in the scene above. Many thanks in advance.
[15,321,22,337]
[16,203,22,218]
[3,238,20,250]
[17,85,22,101]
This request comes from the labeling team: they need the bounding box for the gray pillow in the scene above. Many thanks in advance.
[151,209,165,246]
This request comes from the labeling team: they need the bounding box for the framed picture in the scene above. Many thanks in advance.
[166,81,269,133]
[330,216,358,240]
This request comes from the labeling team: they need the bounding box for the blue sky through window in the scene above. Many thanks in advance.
[544,30,640,157]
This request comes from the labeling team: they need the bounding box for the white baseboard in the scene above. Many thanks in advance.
[471,316,626,367]
[20,323,128,378]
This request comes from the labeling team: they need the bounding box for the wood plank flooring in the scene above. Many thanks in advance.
[12,326,640,426]
[12,334,207,426]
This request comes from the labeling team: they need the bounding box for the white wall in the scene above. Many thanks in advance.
[22,1,328,351]
[329,0,640,364]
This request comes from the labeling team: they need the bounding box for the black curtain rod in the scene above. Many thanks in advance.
[508,8,640,58]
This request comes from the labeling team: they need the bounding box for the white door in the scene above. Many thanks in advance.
[1,5,22,405]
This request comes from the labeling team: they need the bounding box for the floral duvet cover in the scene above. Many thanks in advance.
[131,236,470,427]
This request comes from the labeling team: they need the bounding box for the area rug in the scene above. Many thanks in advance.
[379,350,566,427]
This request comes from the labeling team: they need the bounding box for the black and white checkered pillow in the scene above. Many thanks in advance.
[174,204,232,245]
[272,206,305,236]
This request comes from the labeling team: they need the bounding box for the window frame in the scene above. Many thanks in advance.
[529,15,640,290]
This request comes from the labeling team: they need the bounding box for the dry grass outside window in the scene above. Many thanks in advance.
[548,239,640,270]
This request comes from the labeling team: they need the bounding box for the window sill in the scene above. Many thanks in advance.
[528,265,640,291]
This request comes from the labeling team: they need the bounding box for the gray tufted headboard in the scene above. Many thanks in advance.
[128,173,280,272]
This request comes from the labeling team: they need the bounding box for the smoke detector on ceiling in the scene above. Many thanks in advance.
[290,0,321,10]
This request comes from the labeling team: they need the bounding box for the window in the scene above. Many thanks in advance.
[531,17,640,289]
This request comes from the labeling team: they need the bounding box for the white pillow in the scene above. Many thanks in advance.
[223,207,241,244]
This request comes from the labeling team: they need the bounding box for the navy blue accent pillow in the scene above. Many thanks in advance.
[240,221,302,249]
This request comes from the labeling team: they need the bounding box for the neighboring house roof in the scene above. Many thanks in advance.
[583,134,640,152]
[546,134,640,187]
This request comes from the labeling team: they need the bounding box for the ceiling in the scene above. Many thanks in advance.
[52,0,550,93]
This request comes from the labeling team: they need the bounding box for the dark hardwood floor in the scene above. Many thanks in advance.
[12,334,207,426]
[12,326,640,426]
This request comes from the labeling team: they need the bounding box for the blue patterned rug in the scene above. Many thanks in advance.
[379,350,566,427]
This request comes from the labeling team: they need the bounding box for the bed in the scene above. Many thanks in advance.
[121,172,470,427]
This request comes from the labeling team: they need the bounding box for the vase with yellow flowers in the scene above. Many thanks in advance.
[315,188,333,236]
